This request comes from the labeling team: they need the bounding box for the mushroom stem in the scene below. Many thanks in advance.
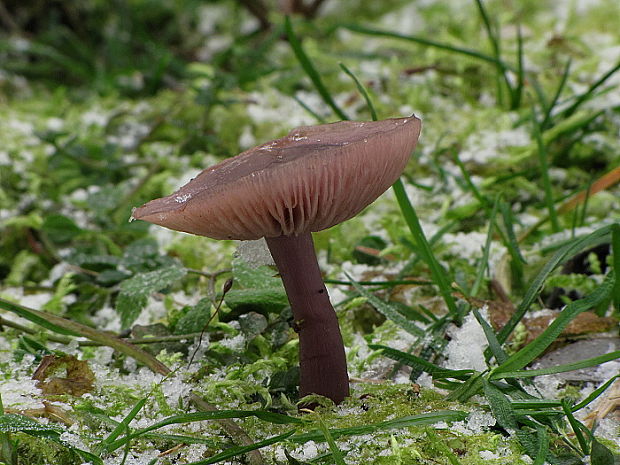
[265,232,349,404]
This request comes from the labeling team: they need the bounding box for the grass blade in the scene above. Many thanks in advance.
[577,177,594,232]
[541,59,571,129]
[472,308,507,364]
[445,372,484,402]
[503,110,602,172]
[186,430,297,465]
[339,62,377,120]
[499,199,526,286]
[532,108,560,233]
[285,16,348,120]
[571,375,620,412]
[558,166,620,215]
[498,224,612,344]
[96,397,147,454]
[399,221,459,278]
[348,275,425,337]
[492,272,615,377]
[453,159,525,286]
[342,23,513,70]
[612,223,620,311]
[474,0,511,107]
[0,297,171,376]
[561,400,589,454]
[471,197,499,297]
[293,95,327,123]
[492,351,620,379]
[369,344,473,380]
[106,410,303,452]
[392,179,459,318]
[563,59,620,117]
[511,25,525,110]
[0,297,80,337]
[317,417,346,465]
[453,154,490,210]
[290,411,468,443]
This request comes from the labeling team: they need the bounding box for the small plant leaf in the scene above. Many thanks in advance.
[116,264,186,328]
[492,272,614,377]
[591,439,615,465]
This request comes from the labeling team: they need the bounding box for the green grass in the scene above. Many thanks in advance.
[0,0,619,464]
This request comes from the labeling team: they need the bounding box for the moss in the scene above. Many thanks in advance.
[14,434,78,465]
[250,384,528,464]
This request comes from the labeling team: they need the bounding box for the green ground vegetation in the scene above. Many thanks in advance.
[0,0,619,464]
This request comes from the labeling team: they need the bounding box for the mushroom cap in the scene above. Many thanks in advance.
[132,116,421,240]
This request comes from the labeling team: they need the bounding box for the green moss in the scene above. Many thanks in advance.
[243,384,527,465]
[14,434,77,465]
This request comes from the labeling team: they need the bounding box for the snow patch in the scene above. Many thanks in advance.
[443,308,489,372]
[459,126,529,164]
[235,239,274,267]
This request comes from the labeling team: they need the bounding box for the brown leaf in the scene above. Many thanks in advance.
[459,294,617,350]
[523,312,618,346]
[33,354,95,397]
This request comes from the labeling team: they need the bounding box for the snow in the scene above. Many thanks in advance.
[107,120,150,150]
[60,426,88,450]
[107,450,160,465]
[238,125,256,149]
[443,308,489,372]
[0,377,44,410]
[1,287,53,314]
[245,89,318,129]
[451,410,497,435]
[235,239,274,267]
[479,450,500,460]
[91,305,122,332]
[46,117,64,131]
[538,220,616,249]
[218,333,246,351]
[458,126,529,164]
[42,262,74,286]
[594,417,620,443]
[83,109,109,127]
[380,3,425,34]
[6,118,34,135]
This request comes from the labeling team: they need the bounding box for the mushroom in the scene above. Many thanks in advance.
[132,116,422,404]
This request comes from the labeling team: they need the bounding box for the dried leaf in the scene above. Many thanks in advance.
[33,355,95,397]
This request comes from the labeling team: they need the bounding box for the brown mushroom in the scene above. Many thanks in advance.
[132,116,422,404]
